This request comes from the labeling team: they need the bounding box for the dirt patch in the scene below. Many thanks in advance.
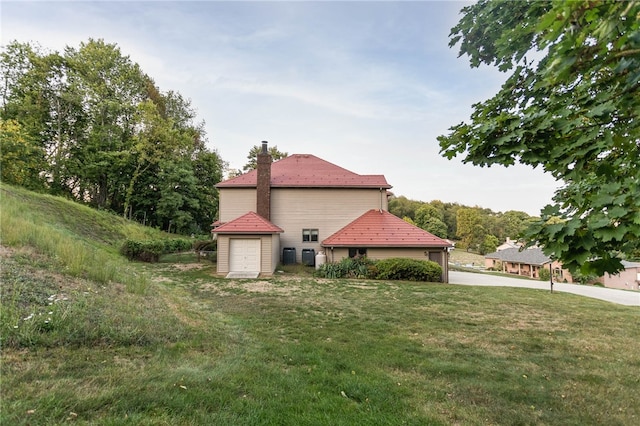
[0,244,13,257]
[198,279,304,296]
[171,263,207,271]
[234,280,302,295]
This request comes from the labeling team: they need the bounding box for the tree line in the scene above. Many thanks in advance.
[0,37,535,245]
[1,39,225,234]
[389,196,535,255]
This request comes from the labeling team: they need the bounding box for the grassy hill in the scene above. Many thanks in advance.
[1,184,639,425]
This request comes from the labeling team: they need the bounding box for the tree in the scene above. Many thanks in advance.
[64,39,147,209]
[242,144,288,172]
[480,234,499,256]
[0,119,45,189]
[498,210,531,240]
[1,39,226,235]
[414,204,448,238]
[456,208,485,251]
[438,0,640,275]
[388,195,423,221]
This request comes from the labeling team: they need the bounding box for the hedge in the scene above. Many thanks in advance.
[317,257,442,282]
[375,258,442,282]
[120,238,194,262]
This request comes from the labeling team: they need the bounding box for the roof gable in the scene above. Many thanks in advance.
[217,154,391,189]
[322,209,452,248]
[213,211,283,234]
[485,247,551,265]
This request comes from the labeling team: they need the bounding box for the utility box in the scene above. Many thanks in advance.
[302,248,315,267]
[283,247,296,265]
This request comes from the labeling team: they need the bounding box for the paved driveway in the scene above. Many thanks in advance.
[449,271,640,306]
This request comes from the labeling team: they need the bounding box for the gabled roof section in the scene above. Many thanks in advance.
[322,209,452,248]
[485,247,551,265]
[213,211,283,234]
[217,154,391,189]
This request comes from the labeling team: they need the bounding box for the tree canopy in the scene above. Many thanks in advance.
[1,39,225,234]
[388,195,532,252]
[242,144,288,172]
[438,0,640,275]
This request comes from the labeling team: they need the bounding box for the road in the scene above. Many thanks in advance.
[449,271,640,306]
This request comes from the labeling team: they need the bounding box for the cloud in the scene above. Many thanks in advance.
[1,0,559,215]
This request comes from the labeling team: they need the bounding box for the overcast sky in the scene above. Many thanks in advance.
[2,0,560,215]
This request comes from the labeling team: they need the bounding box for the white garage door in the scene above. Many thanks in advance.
[229,239,261,272]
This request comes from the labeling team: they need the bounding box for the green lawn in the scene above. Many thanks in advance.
[1,184,639,425]
[2,250,639,425]
[449,249,485,267]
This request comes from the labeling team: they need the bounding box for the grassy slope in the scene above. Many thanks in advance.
[1,184,639,425]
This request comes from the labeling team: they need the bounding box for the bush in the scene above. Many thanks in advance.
[163,238,194,253]
[316,257,441,282]
[120,238,193,262]
[375,258,442,282]
[539,267,551,281]
[316,256,377,279]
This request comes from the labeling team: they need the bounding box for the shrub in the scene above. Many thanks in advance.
[120,240,164,262]
[163,238,194,253]
[316,257,442,282]
[316,256,377,279]
[375,258,442,282]
[120,238,194,262]
[539,267,551,281]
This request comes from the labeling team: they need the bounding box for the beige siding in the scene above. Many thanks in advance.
[219,188,257,222]
[271,187,387,262]
[216,235,231,275]
[271,235,281,274]
[326,248,349,263]
[260,235,272,275]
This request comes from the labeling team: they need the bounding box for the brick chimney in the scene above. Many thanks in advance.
[256,141,272,220]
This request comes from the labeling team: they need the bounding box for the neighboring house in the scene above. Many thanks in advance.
[213,142,452,281]
[485,247,574,282]
[603,260,640,291]
[496,237,522,251]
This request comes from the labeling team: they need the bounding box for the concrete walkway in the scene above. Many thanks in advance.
[449,271,640,306]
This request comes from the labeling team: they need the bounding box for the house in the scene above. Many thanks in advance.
[213,142,452,281]
[484,247,574,282]
[496,237,522,252]
[603,260,640,291]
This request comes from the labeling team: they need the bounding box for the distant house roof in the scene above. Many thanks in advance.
[485,247,551,266]
[213,211,283,234]
[496,238,522,251]
[322,209,452,248]
[216,154,392,189]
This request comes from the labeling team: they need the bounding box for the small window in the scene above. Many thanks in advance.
[348,248,367,258]
[302,228,319,242]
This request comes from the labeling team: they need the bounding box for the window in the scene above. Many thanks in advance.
[348,248,367,258]
[302,229,319,242]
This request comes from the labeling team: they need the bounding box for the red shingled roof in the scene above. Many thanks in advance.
[213,211,283,234]
[322,209,453,247]
[217,154,391,189]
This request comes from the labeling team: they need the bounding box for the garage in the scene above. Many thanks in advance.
[212,211,283,277]
[229,239,261,273]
